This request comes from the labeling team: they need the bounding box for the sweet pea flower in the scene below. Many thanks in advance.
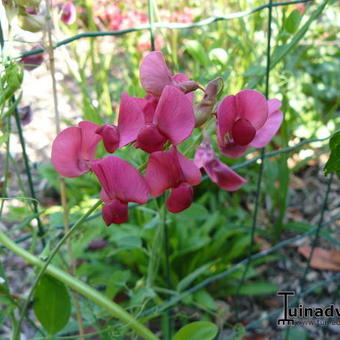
[51,121,101,177]
[96,92,145,153]
[194,140,247,191]
[217,89,283,158]
[20,45,44,71]
[145,147,201,213]
[135,85,195,153]
[60,2,76,25]
[91,156,149,225]
[140,51,198,97]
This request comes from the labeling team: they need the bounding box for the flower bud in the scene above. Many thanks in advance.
[17,12,44,32]
[194,77,224,127]
[20,45,44,70]
[175,80,200,94]
[60,2,76,25]
[25,7,38,15]
[14,0,41,8]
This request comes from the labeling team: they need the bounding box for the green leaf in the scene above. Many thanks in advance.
[271,0,329,69]
[176,203,208,222]
[177,263,212,292]
[185,41,209,67]
[243,65,266,77]
[33,275,71,335]
[324,130,340,178]
[285,10,301,34]
[172,321,218,340]
[0,133,9,146]
[194,290,217,311]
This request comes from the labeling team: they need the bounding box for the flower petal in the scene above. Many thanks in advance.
[118,92,145,147]
[231,118,256,146]
[236,89,268,129]
[140,51,172,96]
[96,124,120,153]
[204,159,247,191]
[268,98,282,113]
[60,2,77,25]
[78,121,101,160]
[91,156,149,204]
[250,99,283,148]
[100,188,111,202]
[51,126,87,177]
[194,143,215,169]
[154,85,195,145]
[216,95,237,147]
[176,149,201,185]
[135,124,167,153]
[145,148,182,196]
[102,199,128,225]
[166,183,193,213]
[219,143,248,158]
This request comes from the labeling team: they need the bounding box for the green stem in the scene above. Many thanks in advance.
[13,100,45,245]
[1,201,159,340]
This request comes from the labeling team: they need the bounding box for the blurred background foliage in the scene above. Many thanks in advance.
[1,0,339,338]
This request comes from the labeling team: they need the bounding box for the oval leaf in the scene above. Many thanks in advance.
[33,275,71,335]
[172,321,218,340]
[285,10,301,34]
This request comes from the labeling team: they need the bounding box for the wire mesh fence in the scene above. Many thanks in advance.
[1,0,339,338]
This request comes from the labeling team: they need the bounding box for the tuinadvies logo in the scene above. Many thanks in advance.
[277,291,340,327]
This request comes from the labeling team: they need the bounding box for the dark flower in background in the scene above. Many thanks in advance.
[18,106,33,126]
[20,45,44,71]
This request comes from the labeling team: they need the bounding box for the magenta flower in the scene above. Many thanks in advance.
[194,141,247,191]
[60,2,76,25]
[217,89,283,158]
[20,45,44,71]
[135,86,195,153]
[145,147,201,213]
[91,156,149,225]
[140,51,198,97]
[96,92,145,153]
[51,121,101,177]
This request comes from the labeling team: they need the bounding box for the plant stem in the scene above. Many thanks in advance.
[234,0,273,318]
[0,206,159,340]
[11,200,101,340]
[44,0,85,337]
[13,100,45,246]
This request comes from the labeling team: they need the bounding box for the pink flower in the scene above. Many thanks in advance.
[20,45,44,71]
[96,92,145,153]
[194,141,247,191]
[135,86,195,153]
[216,89,283,158]
[145,147,201,213]
[51,121,101,177]
[60,2,76,25]
[140,51,198,97]
[91,156,149,225]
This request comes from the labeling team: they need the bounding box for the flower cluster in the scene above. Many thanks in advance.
[51,51,283,226]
